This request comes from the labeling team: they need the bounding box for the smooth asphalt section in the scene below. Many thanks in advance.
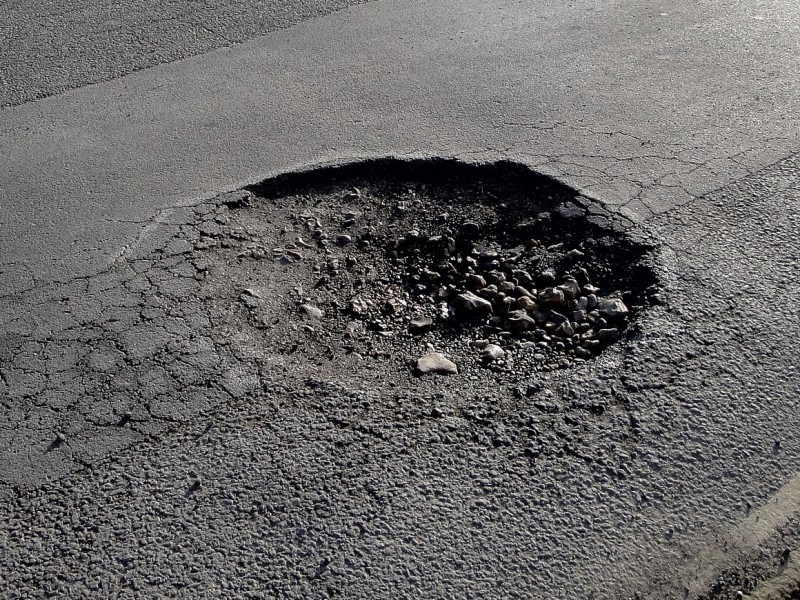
[0,0,376,107]
[1,0,800,597]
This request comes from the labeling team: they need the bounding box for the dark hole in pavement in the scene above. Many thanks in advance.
[208,158,657,377]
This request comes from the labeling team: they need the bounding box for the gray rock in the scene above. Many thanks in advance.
[595,328,621,343]
[538,287,565,307]
[516,296,538,311]
[554,321,575,337]
[482,344,505,362]
[416,352,458,375]
[512,269,534,286]
[300,304,324,319]
[513,285,535,298]
[466,274,487,289]
[409,317,433,335]
[507,310,537,331]
[584,284,601,295]
[455,291,493,317]
[556,280,581,301]
[598,298,629,319]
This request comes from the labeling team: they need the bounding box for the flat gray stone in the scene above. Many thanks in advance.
[416,352,458,375]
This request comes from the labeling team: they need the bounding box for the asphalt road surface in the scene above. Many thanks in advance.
[2,0,800,598]
[0,0,375,106]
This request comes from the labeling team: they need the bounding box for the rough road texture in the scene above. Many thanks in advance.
[2,156,799,598]
[0,0,375,106]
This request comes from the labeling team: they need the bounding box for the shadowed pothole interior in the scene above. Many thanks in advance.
[199,159,659,379]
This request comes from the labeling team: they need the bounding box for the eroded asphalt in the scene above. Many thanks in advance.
[1,0,800,598]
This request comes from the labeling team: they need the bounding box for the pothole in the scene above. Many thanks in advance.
[198,158,659,379]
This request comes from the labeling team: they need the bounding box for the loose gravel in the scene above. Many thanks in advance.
[200,159,658,381]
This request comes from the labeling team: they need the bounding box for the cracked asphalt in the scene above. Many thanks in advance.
[2,0,800,598]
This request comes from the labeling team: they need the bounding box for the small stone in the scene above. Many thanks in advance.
[566,249,585,260]
[595,328,621,343]
[286,250,303,261]
[239,295,260,309]
[471,339,490,349]
[416,353,458,376]
[482,344,505,362]
[455,291,493,317]
[539,270,556,285]
[383,298,404,315]
[557,202,584,219]
[556,280,581,301]
[538,287,565,307]
[350,298,368,316]
[512,270,534,286]
[465,274,487,289]
[554,321,575,337]
[421,268,441,282]
[575,347,593,359]
[516,296,538,311]
[598,298,629,319]
[506,310,536,331]
[336,234,352,246]
[498,281,516,294]
[512,285,535,298]
[584,284,601,295]
[409,317,433,335]
[300,304,324,319]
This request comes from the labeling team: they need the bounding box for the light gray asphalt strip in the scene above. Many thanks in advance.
[0,0,377,107]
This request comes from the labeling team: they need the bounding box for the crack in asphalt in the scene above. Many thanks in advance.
[0,155,798,597]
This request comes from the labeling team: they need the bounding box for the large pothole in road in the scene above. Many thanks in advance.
[196,159,659,379]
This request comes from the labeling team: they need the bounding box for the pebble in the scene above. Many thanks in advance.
[466,274,487,289]
[409,317,433,335]
[300,304,324,319]
[556,280,581,301]
[506,310,536,331]
[455,291,493,316]
[595,328,620,342]
[416,352,458,375]
[538,287,565,307]
[286,250,303,261]
[336,234,353,246]
[482,344,505,362]
[598,298,629,318]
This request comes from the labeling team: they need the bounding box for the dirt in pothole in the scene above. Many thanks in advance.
[190,159,659,386]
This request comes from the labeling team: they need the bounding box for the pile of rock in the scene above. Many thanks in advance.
[323,215,633,370]
[402,221,624,343]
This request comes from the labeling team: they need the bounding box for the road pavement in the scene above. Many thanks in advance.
[1,0,800,597]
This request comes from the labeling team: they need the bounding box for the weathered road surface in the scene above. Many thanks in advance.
[2,0,800,597]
